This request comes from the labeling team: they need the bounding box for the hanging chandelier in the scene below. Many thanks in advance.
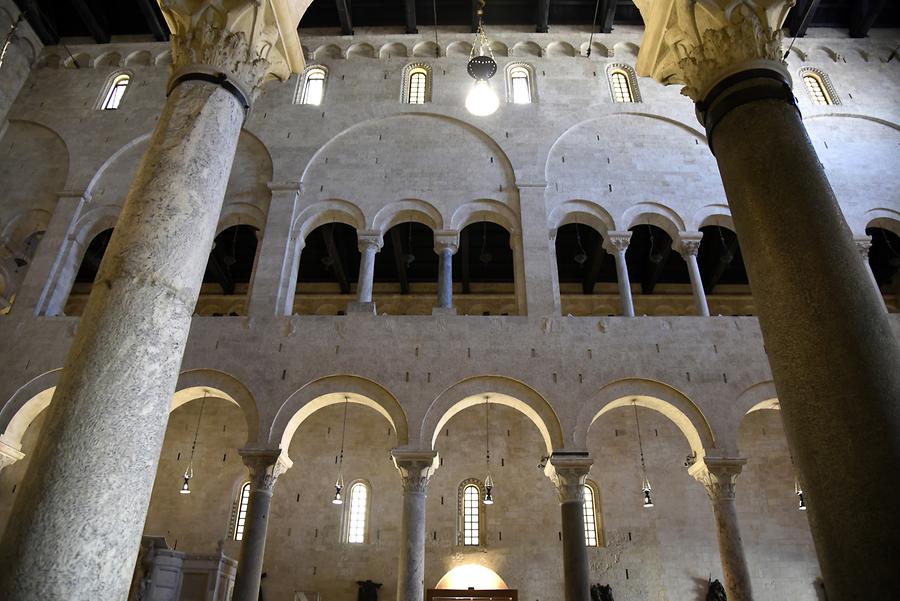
[180,391,207,495]
[333,395,351,505]
[632,401,653,508]
[483,396,494,505]
[465,0,499,117]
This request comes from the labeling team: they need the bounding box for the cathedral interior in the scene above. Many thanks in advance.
[0,0,898,600]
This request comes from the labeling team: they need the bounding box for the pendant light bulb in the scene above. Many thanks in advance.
[466,80,499,117]
[484,473,494,505]
[332,396,350,505]
[180,466,193,495]
[795,478,806,511]
[642,475,653,508]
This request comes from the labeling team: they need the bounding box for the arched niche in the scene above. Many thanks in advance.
[0,121,68,222]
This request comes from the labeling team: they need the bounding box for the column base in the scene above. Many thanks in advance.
[346,301,377,315]
[431,307,457,316]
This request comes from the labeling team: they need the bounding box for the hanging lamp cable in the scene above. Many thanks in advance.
[187,393,207,469]
[632,400,647,474]
[587,0,601,57]
[432,0,439,57]
[337,394,350,473]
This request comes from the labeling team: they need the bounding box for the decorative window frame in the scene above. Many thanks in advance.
[401,62,433,104]
[583,479,605,547]
[229,481,252,541]
[342,479,372,544]
[295,64,329,105]
[505,62,537,104]
[457,478,486,546]
[96,70,133,110]
[798,67,840,106]
[605,63,641,103]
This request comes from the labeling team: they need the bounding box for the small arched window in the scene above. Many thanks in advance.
[462,484,481,545]
[346,481,369,543]
[100,73,130,110]
[299,66,327,105]
[233,482,251,541]
[402,64,432,104]
[583,482,602,546]
[800,69,838,106]
[509,65,532,104]
[609,70,633,103]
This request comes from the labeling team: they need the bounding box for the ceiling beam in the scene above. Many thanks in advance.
[536,0,550,33]
[322,225,350,294]
[67,0,110,44]
[404,0,417,34]
[785,0,822,38]
[641,244,671,295]
[16,0,58,45]
[390,228,410,295]
[135,0,169,41]
[471,0,480,33]
[703,234,739,294]
[849,0,887,38]
[335,0,353,36]
[599,0,616,34]
[582,236,606,294]
[460,228,471,294]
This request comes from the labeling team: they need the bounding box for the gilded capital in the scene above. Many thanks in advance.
[688,456,746,502]
[158,0,310,98]
[634,0,795,101]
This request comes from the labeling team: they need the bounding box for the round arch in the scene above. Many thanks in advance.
[0,369,62,449]
[548,200,616,235]
[693,204,735,232]
[620,203,685,240]
[372,198,444,233]
[864,212,900,238]
[449,200,518,233]
[217,202,266,235]
[270,375,409,460]
[421,375,564,454]
[293,199,366,242]
[574,378,716,457]
[174,369,260,443]
[735,380,779,417]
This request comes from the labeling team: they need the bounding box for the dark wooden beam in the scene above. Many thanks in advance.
[460,228,471,294]
[335,0,353,35]
[67,0,110,44]
[703,234,739,294]
[849,0,887,38]
[785,0,822,38]
[582,236,606,294]
[390,228,410,295]
[471,0,480,33]
[135,0,169,41]
[641,244,671,295]
[17,0,58,45]
[599,0,616,33]
[404,0,417,34]
[322,225,350,294]
[536,0,550,33]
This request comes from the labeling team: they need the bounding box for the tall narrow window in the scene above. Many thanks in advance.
[462,484,480,545]
[101,74,130,110]
[583,484,599,546]
[509,66,531,104]
[609,70,633,103]
[409,69,427,104]
[233,482,251,541]
[802,73,831,105]
[346,482,369,543]
[300,67,327,105]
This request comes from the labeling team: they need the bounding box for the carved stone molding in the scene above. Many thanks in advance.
[545,453,593,504]
[634,0,795,100]
[357,231,385,253]
[853,236,873,260]
[433,231,460,255]
[603,230,633,254]
[240,448,293,492]
[678,232,704,256]
[688,456,746,502]
[392,449,439,494]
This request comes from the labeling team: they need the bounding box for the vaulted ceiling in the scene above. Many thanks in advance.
[13,0,900,46]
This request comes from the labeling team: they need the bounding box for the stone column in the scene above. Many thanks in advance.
[392,450,438,601]
[678,232,710,316]
[689,457,753,601]
[0,5,306,600]
[546,454,593,601]
[854,236,887,312]
[635,2,900,596]
[604,230,634,317]
[232,449,291,601]
[433,231,458,315]
[348,231,382,313]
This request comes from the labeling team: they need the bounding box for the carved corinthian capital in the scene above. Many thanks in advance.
[634,0,796,101]
[392,449,439,494]
[545,454,593,504]
[688,456,746,502]
[241,448,293,492]
[158,0,310,98]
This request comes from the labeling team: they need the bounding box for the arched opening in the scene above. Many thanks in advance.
[555,223,618,316]
[455,221,516,315]
[696,225,752,315]
[373,222,438,315]
[0,229,44,313]
[866,226,900,312]
[295,223,360,315]
[64,227,113,315]
[625,224,691,315]
[198,224,259,316]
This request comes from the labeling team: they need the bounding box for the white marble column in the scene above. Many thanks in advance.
[854,236,887,312]
[232,449,292,601]
[689,458,753,601]
[604,230,634,317]
[432,231,458,315]
[0,5,306,600]
[678,232,710,316]
[347,231,383,314]
[546,454,593,601]
[392,450,438,601]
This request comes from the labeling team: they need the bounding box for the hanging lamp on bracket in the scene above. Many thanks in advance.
[465,0,499,117]
[483,395,494,505]
[633,400,654,508]
[180,391,207,495]
[333,395,351,505]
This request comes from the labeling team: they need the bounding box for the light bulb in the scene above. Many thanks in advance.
[797,490,807,511]
[465,80,499,117]
[332,481,344,505]
[642,488,654,508]
[483,485,494,505]
[180,476,191,495]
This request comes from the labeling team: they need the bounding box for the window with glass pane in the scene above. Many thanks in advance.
[302,68,326,105]
[803,74,831,106]
[234,482,251,541]
[347,482,368,543]
[102,74,130,110]
[583,484,598,546]
[610,71,633,103]
[510,68,531,104]
[408,70,427,104]
[463,484,480,545]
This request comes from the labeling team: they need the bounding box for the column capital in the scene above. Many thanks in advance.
[160,1,307,101]
[545,453,593,503]
[433,230,460,254]
[357,231,384,253]
[688,456,746,502]
[0,436,25,471]
[603,230,633,254]
[853,236,873,260]
[677,231,704,256]
[392,449,439,494]
[634,0,794,101]
[239,448,292,491]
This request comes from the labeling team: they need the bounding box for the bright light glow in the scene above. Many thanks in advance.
[465,81,499,116]
[435,565,508,590]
